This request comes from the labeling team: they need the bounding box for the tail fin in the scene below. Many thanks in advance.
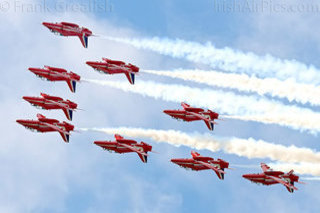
[115,134,124,140]
[125,72,135,84]
[285,180,298,193]
[287,170,294,175]
[215,168,225,180]
[138,153,148,163]
[285,182,295,193]
[59,131,70,143]
[79,33,89,48]
[62,108,73,121]
[204,120,214,131]
[191,151,200,158]
[67,80,77,93]
[137,144,151,163]
[285,186,294,193]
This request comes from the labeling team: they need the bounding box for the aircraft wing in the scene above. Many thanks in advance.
[41,122,71,142]
[46,100,74,120]
[197,161,226,180]
[120,143,148,156]
[188,111,217,130]
[267,175,298,192]
[46,99,67,108]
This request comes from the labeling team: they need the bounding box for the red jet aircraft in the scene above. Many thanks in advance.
[86,58,139,84]
[171,151,229,180]
[94,134,152,163]
[242,163,304,193]
[16,114,74,142]
[43,22,93,48]
[164,102,219,131]
[28,66,81,93]
[23,93,78,121]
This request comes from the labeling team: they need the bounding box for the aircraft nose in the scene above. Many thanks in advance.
[86,61,94,66]
[242,174,250,179]
[42,22,50,27]
[28,67,37,73]
[170,159,178,163]
[94,141,104,146]
[16,119,24,125]
[22,96,31,101]
[163,110,170,114]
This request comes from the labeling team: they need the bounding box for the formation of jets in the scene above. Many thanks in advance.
[16,21,305,193]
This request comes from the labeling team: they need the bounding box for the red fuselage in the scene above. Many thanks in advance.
[243,173,283,186]
[43,22,92,48]
[16,114,74,142]
[29,66,80,82]
[28,66,80,93]
[16,119,73,133]
[86,58,139,84]
[171,158,227,170]
[163,109,218,122]
[94,141,152,154]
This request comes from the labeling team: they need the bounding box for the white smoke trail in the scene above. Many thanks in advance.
[231,164,260,169]
[84,79,320,134]
[81,127,320,176]
[104,36,320,85]
[300,177,320,181]
[144,69,320,107]
[269,163,320,177]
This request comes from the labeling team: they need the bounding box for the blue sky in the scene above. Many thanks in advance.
[1,0,320,212]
